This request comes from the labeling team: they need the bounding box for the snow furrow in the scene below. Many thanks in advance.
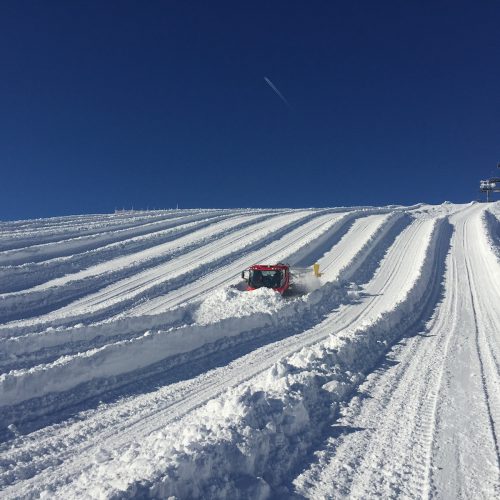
[0,211,200,253]
[0,210,397,421]
[0,211,398,372]
[0,212,242,293]
[18,216,450,499]
[0,212,281,323]
[322,212,411,284]
[1,203,493,500]
[0,209,325,336]
[0,210,418,492]
[294,204,500,499]
[128,209,389,316]
[0,214,197,267]
[293,253,459,499]
[33,210,316,323]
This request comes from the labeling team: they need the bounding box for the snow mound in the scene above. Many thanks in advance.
[195,287,284,325]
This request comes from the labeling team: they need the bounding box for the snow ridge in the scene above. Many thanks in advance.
[2,204,495,500]
[0,212,278,322]
[49,217,452,498]
[0,212,236,292]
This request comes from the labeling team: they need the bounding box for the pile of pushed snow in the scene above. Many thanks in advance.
[194,287,284,325]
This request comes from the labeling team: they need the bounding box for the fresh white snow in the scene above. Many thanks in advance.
[0,203,498,499]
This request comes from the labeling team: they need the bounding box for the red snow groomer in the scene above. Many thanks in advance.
[241,263,291,295]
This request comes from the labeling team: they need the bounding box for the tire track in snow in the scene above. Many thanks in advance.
[0,211,239,292]
[38,216,450,498]
[0,209,396,427]
[0,213,436,496]
[0,211,282,324]
[0,211,195,254]
[463,218,500,468]
[293,205,499,499]
[45,209,317,321]
[293,245,457,499]
[342,219,454,500]
[429,206,500,498]
[420,253,460,499]
[474,211,500,379]
[0,211,352,404]
[0,211,402,374]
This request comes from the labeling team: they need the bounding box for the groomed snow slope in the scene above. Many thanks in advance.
[0,203,498,499]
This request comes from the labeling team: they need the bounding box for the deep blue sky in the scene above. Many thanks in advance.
[1,1,499,219]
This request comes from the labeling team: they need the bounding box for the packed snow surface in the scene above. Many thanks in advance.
[0,203,498,499]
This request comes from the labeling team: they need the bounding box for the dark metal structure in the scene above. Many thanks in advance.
[480,163,500,201]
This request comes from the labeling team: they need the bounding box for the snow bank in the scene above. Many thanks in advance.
[0,209,409,412]
[0,213,274,322]
[50,218,452,498]
[0,283,350,411]
[0,306,191,367]
[483,205,500,261]
[0,289,282,370]
[0,210,378,365]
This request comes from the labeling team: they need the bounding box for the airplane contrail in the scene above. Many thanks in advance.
[264,76,291,108]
